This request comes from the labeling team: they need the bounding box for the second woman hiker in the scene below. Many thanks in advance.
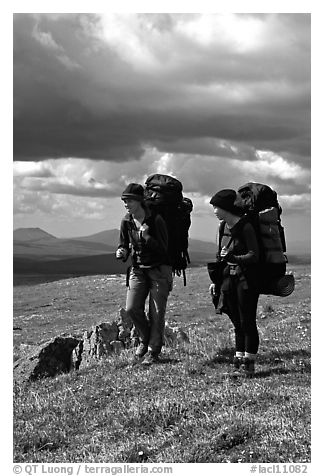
[209,189,260,376]
[116,183,173,365]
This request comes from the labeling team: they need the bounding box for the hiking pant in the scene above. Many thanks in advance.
[224,276,260,354]
[126,265,173,354]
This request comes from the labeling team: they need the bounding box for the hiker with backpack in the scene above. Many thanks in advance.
[209,189,260,377]
[116,183,173,365]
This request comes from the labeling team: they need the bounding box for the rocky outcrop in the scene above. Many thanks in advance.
[117,307,133,342]
[117,307,141,346]
[13,308,189,381]
[164,324,190,346]
[82,322,119,360]
[14,336,81,382]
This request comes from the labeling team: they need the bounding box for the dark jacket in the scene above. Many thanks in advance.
[218,217,260,290]
[118,209,169,268]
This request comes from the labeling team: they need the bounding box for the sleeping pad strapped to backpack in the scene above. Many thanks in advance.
[144,174,193,285]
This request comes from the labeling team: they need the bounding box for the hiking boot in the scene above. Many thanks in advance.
[233,356,243,369]
[141,351,160,366]
[131,343,148,363]
[135,343,148,358]
[241,357,255,377]
[132,344,148,364]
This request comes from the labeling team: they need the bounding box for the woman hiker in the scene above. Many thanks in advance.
[209,189,260,377]
[116,183,173,365]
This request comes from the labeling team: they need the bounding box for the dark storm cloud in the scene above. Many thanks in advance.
[13,13,310,166]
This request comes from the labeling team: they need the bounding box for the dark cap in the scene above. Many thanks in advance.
[210,189,243,215]
[121,183,144,201]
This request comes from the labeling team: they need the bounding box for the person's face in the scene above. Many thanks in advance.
[123,198,142,215]
[212,206,227,221]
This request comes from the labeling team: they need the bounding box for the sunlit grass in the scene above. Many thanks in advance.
[13,266,311,463]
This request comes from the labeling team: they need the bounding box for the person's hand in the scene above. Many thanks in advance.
[220,246,228,258]
[139,224,150,240]
[116,248,127,260]
[209,283,217,296]
[220,247,234,262]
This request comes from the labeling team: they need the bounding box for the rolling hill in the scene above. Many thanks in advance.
[13,227,57,242]
[72,229,120,245]
[13,227,216,278]
[13,227,216,258]
[14,228,117,260]
[13,227,310,280]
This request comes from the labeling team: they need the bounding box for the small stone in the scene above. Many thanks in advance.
[110,340,124,354]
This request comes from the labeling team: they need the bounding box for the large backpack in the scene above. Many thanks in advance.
[232,182,294,295]
[234,182,287,269]
[144,174,193,285]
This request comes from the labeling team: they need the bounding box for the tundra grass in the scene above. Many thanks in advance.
[13,266,311,463]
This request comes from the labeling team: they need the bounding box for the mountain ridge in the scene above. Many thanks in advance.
[13,226,310,256]
[13,227,58,242]
[13,227,217,255]
[13,227,310,281]
[13,227,218,279]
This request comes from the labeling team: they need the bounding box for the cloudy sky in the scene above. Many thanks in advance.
[13,12,311,246]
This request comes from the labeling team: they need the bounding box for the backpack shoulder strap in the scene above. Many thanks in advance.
[218,220,226,254]
[217,220,235,258]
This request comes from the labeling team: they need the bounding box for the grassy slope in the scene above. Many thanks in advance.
[13,265,311,463]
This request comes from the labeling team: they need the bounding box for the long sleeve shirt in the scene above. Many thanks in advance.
[118,210,169,268]
[220,219,259,266]
[218,217,260,290]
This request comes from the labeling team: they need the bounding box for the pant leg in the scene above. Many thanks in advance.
[224,284,245,353]
[236,283,260,354]
[146,265,173,354]
[125,267,151,345]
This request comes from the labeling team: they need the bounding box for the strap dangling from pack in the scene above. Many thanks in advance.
[218,220,226,256]
[125,266,131,287]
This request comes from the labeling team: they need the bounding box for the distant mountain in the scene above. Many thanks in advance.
[13,225,212,252]
[14,227,311,258]
[13,239,117,260]
[12,227,217,277]
[71,229,310,257]
[13,227,310,280]
[72,229,120,246]
[13,227,57,242]
[71,229,216,254]
[13,227,116,260]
